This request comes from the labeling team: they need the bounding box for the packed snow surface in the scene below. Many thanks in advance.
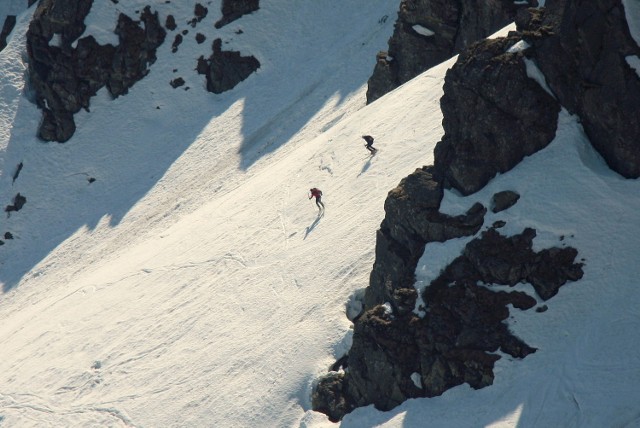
[0,1,639,427]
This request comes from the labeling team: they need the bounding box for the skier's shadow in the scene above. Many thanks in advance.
[359,154,375,176]
[303,211,324,240]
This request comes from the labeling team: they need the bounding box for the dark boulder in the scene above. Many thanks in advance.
[195,3,208,20]
[433,36,559,195]
[311,372,353,423]
[197,38,260,94]
[464,228,584,300]
[172,33,183,52]
[26,0,96,140]
[491,190,520,213]
[343,306,423,413]
[170,77,185,88]
[28,0,93,44]
[188,3,208,27]
[165,15,177,31]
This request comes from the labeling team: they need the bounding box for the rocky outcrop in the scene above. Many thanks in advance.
[491,190,519,213]
[26,1,166,142]
[517,0,640,178]
[315,119,581,423]
[189,3,208,27]
[161,1,261,95]
[0,15,17,52]
[196,38,260,94]
[366,0,538,103]
[26,0,94,141]
[171,33,183,53]
[314,222,583,421]
[108,9,166,97]
[165,15,177,31]
[364,166,486,311]
[215,0,259,29]
[433,35,560,195]
[464,227,583,300]
[313,103,583,421]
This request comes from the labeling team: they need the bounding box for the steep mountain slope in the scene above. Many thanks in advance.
[1,2,639,428]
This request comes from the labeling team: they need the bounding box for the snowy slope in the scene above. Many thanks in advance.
[0,0,26,22]
[1,1,640,428]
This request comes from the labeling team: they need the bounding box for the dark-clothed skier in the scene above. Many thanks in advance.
[309,188,325,210]
[362,135,377,154]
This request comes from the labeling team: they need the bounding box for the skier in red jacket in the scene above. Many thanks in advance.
[309,188,325,211]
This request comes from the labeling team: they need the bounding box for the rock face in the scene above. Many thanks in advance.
[26,1,166,142]
[518,0,640,178]
[316,163,580,423]
[366,0,538,103]
[464,228,583,300]
[215,0,260,29]
[313,114,583,422]
[491,190,520,213]
[433,36,560,195]
[196,38,260,94]
[364,166,486,311]
[190,3,208,27]
[109,9,166,97]
[314,221,583,421]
